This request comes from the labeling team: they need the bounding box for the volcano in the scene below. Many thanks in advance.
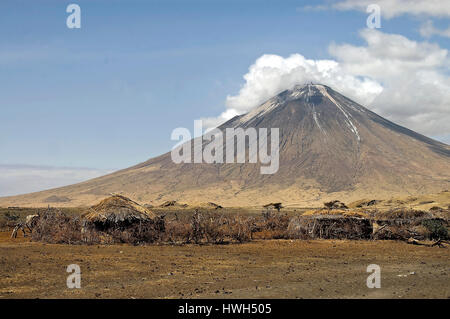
[1,84,449,207]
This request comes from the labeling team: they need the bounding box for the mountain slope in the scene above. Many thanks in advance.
[1,84,449,207]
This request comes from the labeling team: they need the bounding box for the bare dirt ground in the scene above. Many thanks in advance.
[0,231,448,299]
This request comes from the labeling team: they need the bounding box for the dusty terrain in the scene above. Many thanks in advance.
[0,231,448,299]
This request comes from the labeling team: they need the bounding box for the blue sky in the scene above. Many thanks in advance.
[1,0,449,196]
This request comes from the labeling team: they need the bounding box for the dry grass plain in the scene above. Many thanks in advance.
[0,231,448,299]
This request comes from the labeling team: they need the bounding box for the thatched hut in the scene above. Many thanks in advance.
[82,195,157,230]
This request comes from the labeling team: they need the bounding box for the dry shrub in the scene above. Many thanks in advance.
[226,216,252,243]
[0,211,20,231]
[259,210,289,239]
[377,208,431,220]
[372,225,410,240]
[32,209,82,244]
[30,209,255,245]
[409,225,430,240]
[288,216,372,239]
[201,215,228,244]
[421,219,448,240]
[162,212,254,244]
[4,211,19,222]
[31,206,446,245]
[190,211,208,244]
[187,211,252,244]
[262,210,289,230]
[164,220,193,243]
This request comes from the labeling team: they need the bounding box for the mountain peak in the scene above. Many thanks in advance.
[262,83,347,110]
[225,83,363,136]
[290,82,328,91]
[285,83,337,104]
[2,85,449,208]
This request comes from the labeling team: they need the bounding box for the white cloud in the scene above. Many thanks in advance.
[420,20,450,38]
[297,5,329,12]
[333,0,450,19]
[201,108,240,131]
[225,54,382,113]
[329,29,450,136]
[209,29,450,138]
[303,1,450,39]
[0,165,113,197]
[203,53,382,128]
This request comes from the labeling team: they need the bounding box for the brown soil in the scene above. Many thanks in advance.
[0,231,448,299]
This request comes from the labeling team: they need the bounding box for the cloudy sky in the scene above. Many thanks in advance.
[1,0,449,196]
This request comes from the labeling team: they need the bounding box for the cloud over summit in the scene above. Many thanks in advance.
[207,29,450,138]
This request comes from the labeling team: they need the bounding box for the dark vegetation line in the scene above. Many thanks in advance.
[2,207,448,245]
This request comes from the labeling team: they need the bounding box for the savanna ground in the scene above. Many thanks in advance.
[0,230,448,299]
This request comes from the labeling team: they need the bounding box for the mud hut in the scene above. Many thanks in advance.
[82,195,157,230]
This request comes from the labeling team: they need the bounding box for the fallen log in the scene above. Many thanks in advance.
[406,237,447,248]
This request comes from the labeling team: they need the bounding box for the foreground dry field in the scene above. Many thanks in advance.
[0,231,448,299]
